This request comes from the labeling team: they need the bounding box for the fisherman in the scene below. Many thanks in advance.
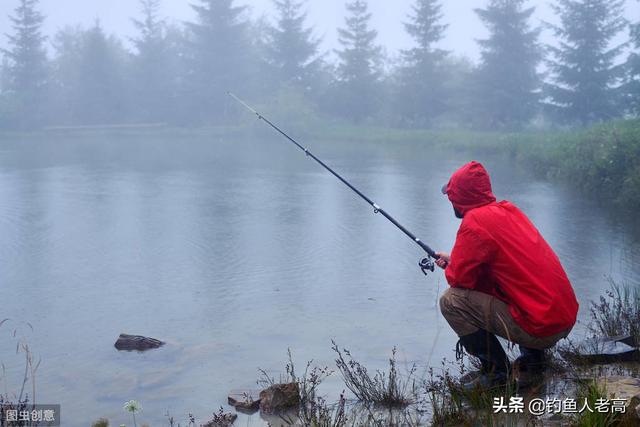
[436,161,579,389]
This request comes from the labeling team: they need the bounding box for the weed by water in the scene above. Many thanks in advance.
[91,418,109,427]
[588,278,640,345]
[331,341,418,408]
[0,320,40,426]
[569,379,621,427]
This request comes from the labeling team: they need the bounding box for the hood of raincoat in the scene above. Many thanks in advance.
[443,161,496,215]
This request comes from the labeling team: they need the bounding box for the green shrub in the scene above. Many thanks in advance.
[508,119,640,212]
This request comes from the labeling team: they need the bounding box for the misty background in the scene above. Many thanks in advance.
[1,0,640,130]
[0,0,604,61]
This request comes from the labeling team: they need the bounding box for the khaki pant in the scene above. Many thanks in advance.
[439,287,571,350]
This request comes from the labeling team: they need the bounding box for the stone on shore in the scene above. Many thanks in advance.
[259,382,300,414]
[114,333,165,351]
[228,389,261,413]
[598,376,640,399]
[597,376,640,420]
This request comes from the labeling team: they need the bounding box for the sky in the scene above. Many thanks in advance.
[1,0,639,62]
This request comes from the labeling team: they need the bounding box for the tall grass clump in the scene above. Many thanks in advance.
[425,361,468,426]
[425,356,539,427]
[588,278,640,345]
[297,392,348,427]
[331,341,418,407]
[0,320,40,423]
[91,419,110,427]
[260,349,345,426]
[570,379,622,427]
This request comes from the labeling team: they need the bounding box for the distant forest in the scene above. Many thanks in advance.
[1,0,639,131]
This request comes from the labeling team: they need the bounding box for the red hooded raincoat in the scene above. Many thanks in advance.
[443,161,578,338]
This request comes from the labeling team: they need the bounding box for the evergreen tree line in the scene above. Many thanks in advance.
[1,0,640,131]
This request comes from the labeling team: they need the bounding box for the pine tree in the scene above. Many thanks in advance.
[0,58,9,93]
[474,0,541,130]
[267,0,321,88]
[0,58,10,129]
[625,12,640,115]
[335,0,382,123]
[130,0,174,122]
[546,0,628,125]
[396,0,449,127]
[186,0,251,124]
[73,22,128,125]
[1,0,48,129]
[49,26,84,125]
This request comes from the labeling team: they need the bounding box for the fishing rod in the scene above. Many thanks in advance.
[227,92,441,276]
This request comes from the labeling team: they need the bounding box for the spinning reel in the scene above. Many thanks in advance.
[419,257,435,276]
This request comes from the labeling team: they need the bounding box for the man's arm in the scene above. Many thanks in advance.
[440,223,496,290]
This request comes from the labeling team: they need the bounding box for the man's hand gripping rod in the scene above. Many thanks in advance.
[227,92,441,276]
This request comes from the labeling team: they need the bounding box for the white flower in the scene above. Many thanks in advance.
[123,400,142,413]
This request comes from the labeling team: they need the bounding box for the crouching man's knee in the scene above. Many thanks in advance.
[439,287,467,330]
[439,287,455,318]
[438,287,482,337]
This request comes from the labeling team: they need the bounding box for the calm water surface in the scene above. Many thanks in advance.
[0,133,639,426]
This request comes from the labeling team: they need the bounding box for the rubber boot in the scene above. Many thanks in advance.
[514,346,546,389]
[457,329,510,391]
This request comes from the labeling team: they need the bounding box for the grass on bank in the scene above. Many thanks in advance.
[588,278,640,346]
[570,379,630,427]
[512,119,640,213]
[323,119,640,215]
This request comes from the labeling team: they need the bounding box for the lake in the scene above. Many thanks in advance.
[0,131,638,426]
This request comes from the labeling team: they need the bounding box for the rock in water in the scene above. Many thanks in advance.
[228,389,261,413]
[259,382,300,414]
[560,335,639,363]
[114,334,164,351]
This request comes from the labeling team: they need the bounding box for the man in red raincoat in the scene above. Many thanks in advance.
[436,161,578,389]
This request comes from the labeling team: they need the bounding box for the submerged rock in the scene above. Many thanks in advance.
[114,333,165,351]
[259,382,300,414]
[228,389,261,413]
